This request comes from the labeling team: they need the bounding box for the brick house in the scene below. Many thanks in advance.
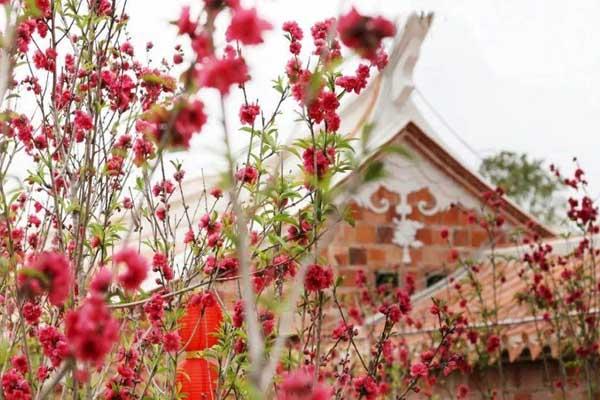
[320,13,554,293]
[314,13,580,399]
[173,13,570,399]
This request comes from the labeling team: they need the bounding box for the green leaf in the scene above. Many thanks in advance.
[360,122,376,148]
[363,160,386,183]
[384,144,412,159]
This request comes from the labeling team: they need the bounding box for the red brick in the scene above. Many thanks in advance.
[471,229,489,247]
[361,209,390,224]
[341,225,356,243]
[376,226,394,244]
[408,247,423,264]
[421,247,445,265]
[367,248,386,263]
[416,227,433,245]
[348,247,367,265]
[337,268,362,287]
[453,229,470,247]
[457,208,474,226]
[441,206,460,225]
[355,223,377,243]
[333,252,348,266]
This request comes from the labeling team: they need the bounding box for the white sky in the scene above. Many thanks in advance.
[127,0,600,197]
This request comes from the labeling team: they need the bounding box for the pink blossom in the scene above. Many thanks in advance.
[304,264,333,292]
[226,8,272,45]
[65,296,119,366]
[239,103,260,125]
[38,326,69,367]
[338,8,396,61]
[1,369,31,400]
[163,332,180,353]
[19,252,72,306]
[236,165,259,185]
[173,99,207,148]
[410,362,429,378]
[114,248,148,291]
[353,375,378,399]
[278,368,331,400]
[195,51,249,95]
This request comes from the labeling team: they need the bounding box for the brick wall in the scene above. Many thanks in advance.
[326,186,514,293]
[419,359,583,399]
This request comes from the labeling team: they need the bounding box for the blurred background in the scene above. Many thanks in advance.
[127,0,600,204]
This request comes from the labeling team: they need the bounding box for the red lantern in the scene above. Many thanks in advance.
[177,358,217,400]
[178,297,223,351]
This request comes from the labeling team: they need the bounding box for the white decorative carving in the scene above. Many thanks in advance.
[352,152,480,263]
[394,217,423,264]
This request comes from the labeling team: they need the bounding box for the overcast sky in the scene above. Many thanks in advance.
[128,0,600,197]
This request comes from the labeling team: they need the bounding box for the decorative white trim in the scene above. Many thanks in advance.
[352,153,480,263]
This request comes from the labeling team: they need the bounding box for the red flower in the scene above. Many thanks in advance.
[173,99,207,148]
[353,375,379,400]
[282,21,303,41]
[272,254,297,278]
[132,135,155,166]
[1,369,31,400]
[22,301,41,325]
[90,267,112,294]
[457,384,469,399]
[195,51,249,95]
[11,356,27,375]
[143,293,164,325]
[236,165,259,185]
[311,18,341,63]
[204,0,239,13]
[232,299,244,328]
[73,110,94,131]
[302,147,334,178]
[218,256,239,276]
[192,32,213,60]
[338,8,396,61]
[440,228,449,239]
[176,6,196,36]
[278,367,332,400]
[16,19,36,53]
[226,8,272,45]
[198,213,222,235]
[486,335,501,353]
[331,321,353,341]
[304,264,333,292]
[65,296,119,366]
[382,303,402,323]
[19,252,72,306]
[114,248,148,291]
[163,332,180,353]
[38,326,69,367]
[410,362,429,378]
[93,0,112,15]
[210,187,223,198]
[239,103,260,125]
[33,48,56,71]
[260,310,275,336]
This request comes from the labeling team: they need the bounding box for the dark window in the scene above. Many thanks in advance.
[426,274,446,288]
[375,271,398,288]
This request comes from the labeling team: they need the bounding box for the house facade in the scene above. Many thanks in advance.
[320,13,554,294]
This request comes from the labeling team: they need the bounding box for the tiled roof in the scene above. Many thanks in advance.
[362,236,595,363]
